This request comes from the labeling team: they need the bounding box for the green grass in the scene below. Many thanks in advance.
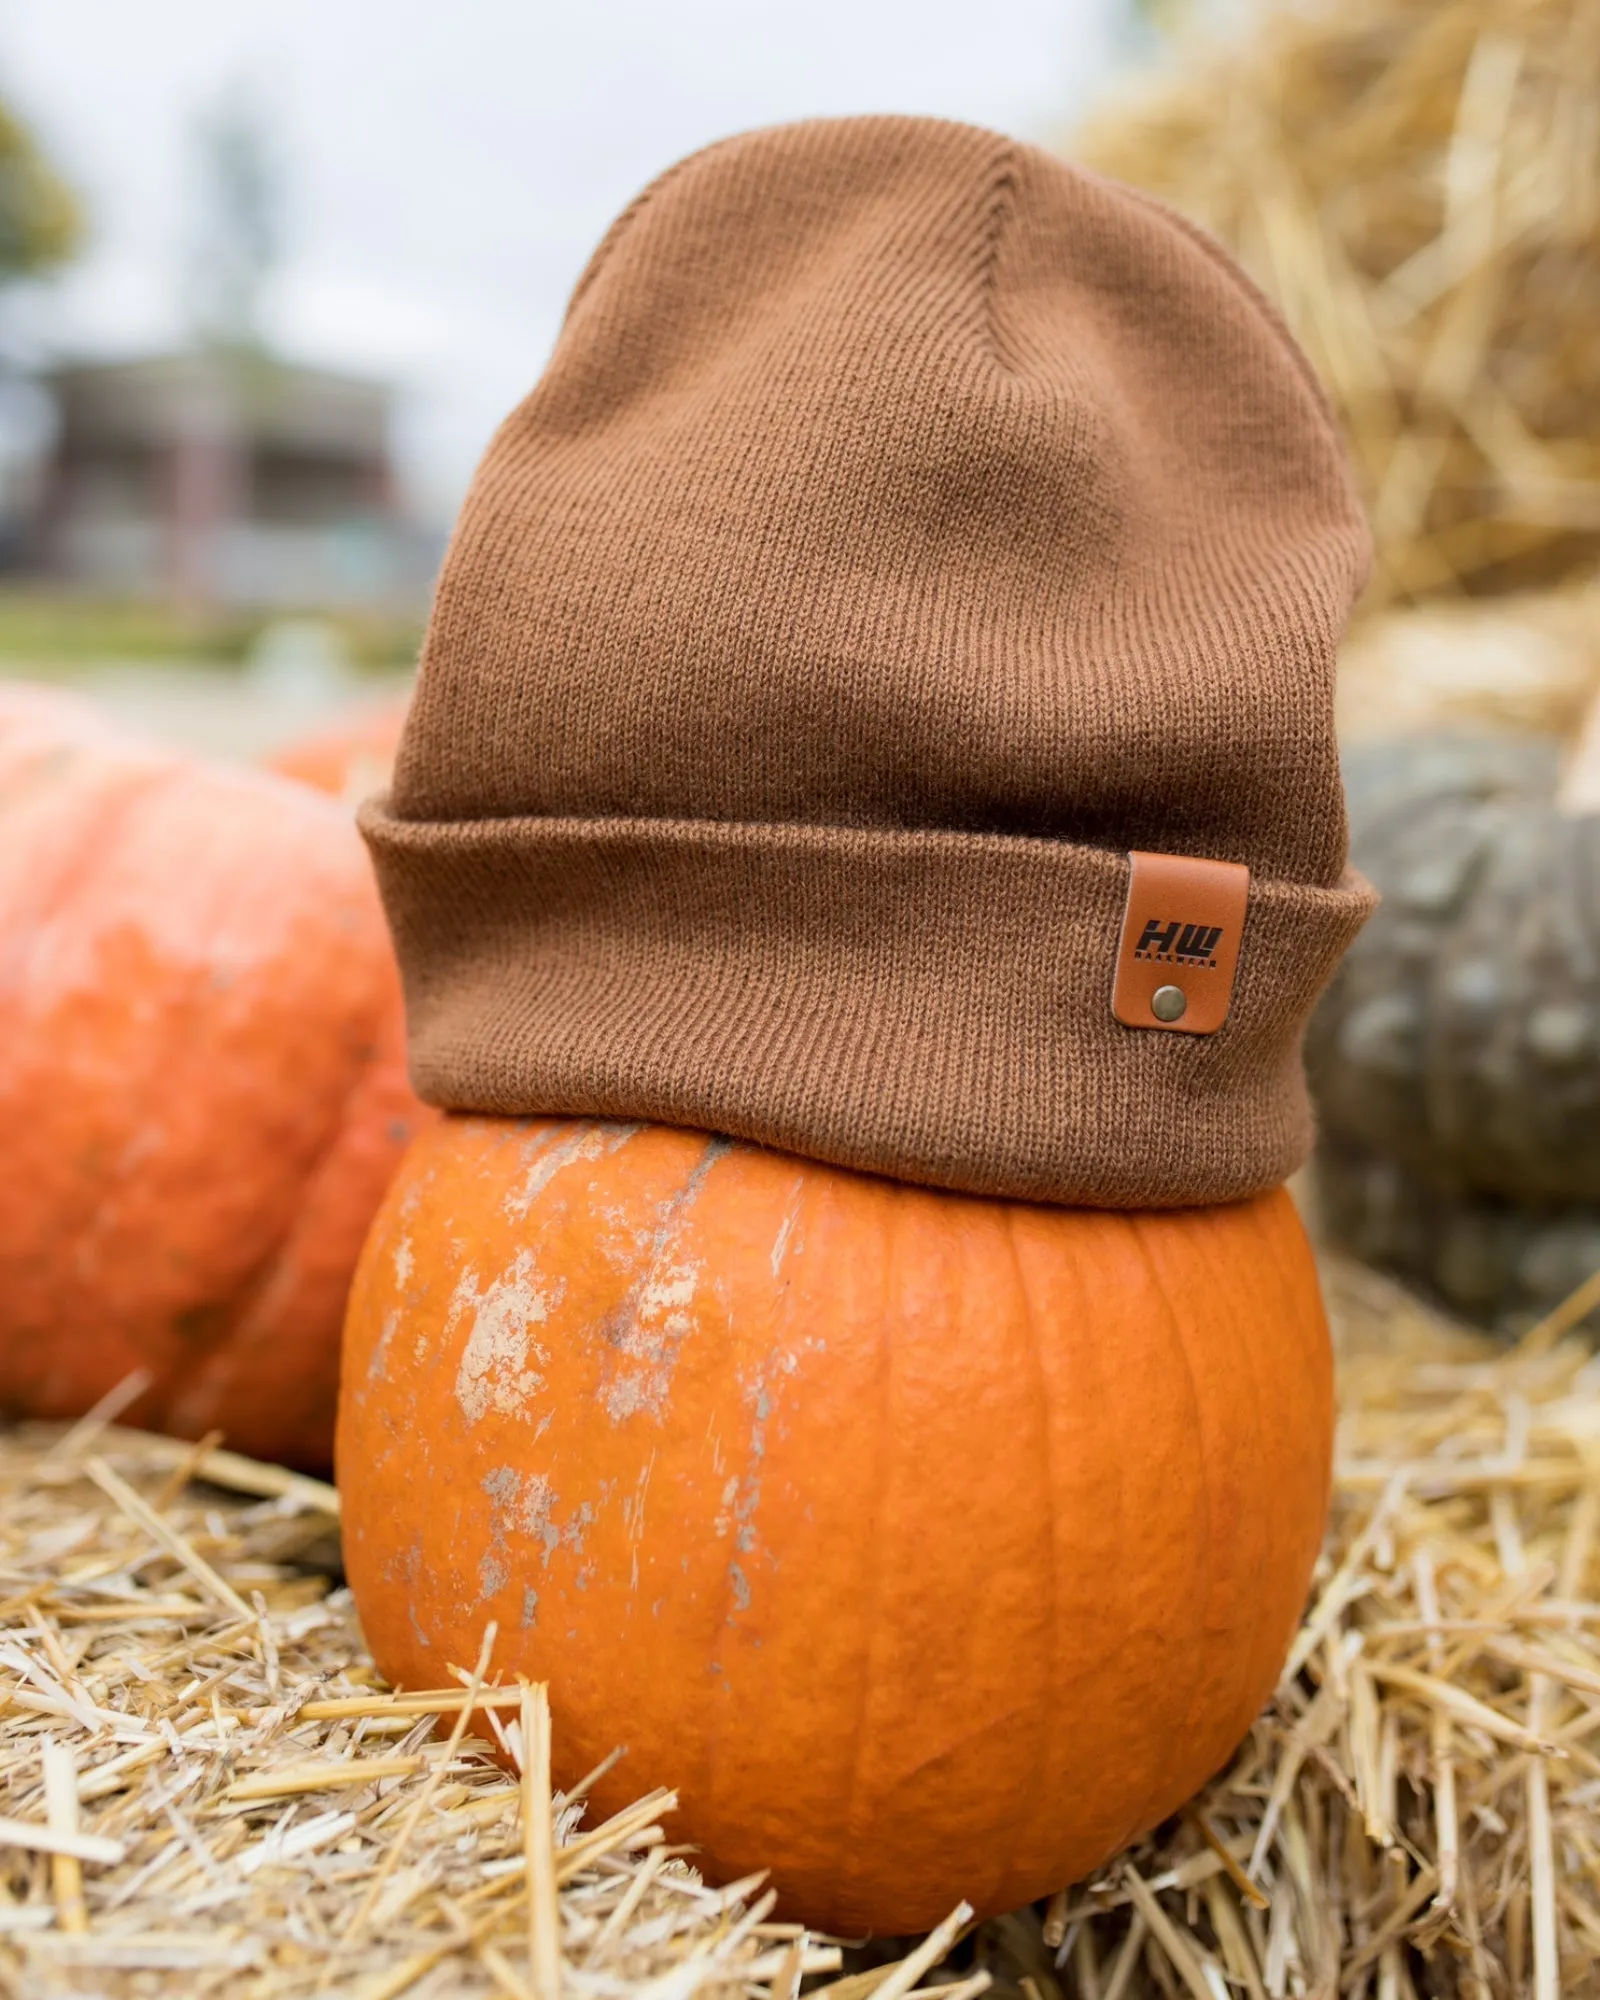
[0,588,423,672]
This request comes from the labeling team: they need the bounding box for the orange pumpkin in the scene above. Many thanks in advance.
[266,694,409,800]
[0,683,431,1469]
[339,1114,1333,1932]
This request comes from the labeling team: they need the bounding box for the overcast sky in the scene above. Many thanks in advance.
[0,0,1142,518]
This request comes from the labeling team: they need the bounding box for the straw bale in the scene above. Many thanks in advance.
[6,1266,1600,1994]
[1335,573,1600,742]
[1075,0,1600,607]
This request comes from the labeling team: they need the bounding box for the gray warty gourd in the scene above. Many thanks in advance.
[1309,734,1600,1330]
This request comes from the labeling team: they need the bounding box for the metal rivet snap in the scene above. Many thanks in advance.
[1151,984,1187,1023]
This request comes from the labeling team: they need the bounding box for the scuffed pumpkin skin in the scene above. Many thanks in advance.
[0,683,432,1469]
[340,1114,1334,1933]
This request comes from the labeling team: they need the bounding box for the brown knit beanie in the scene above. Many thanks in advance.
[362,115,1375,1209]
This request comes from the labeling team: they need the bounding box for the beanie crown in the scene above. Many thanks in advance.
[365,114,1375,1207]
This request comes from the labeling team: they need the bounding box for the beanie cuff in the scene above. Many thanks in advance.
[361,802,1375,1209]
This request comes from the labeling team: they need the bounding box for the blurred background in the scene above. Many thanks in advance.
[10,0,1591,747]
[6,0,1600,1333]
[5,0,1595,730]
[0,0,1146,756]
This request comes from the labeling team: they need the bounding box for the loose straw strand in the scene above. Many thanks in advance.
[521,1680,561,2000]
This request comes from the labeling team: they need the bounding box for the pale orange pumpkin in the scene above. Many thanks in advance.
[339,1113,1333,1932]
[266,694,409,800]
[0,682,431,1468]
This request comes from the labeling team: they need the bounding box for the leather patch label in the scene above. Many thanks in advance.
[1111,850,1250,1035]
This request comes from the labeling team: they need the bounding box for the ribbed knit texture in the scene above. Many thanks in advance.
[363,114,1376,1207]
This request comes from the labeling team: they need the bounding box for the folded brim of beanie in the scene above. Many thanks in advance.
[361,802,1375,1209]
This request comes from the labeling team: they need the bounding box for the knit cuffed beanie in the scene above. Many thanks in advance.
[362,114,1376,1209]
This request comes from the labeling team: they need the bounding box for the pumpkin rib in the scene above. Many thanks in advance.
[0,781,135,1323]
[1253,1195,1332,1706]
[182,913,379,1287]
[1195,1198,1317,1776]
[27,895,229,1388]
[1210,1245,1270,1826]
[1100,1225,1139,1852]
[98,891,371,1438]
[676,1133,754,1839]
[1087,1216,1165,1859]
[1002,1204,1062,1906]
[833,1172,896,1911]
[1131,1200,1293,1840]
[156,1005,399,1442]
[1159,1207,1269,1841]
[83,845,366,1347]
[1204,1211,1278,1779]
[1124,1210,1217,1847]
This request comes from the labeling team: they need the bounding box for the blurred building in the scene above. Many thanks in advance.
[30,349,436,610]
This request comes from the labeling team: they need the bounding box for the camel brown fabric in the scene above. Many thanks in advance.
[362,114,1375,1208]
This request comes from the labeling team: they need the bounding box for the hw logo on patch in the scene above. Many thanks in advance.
[1134,918,1224,969]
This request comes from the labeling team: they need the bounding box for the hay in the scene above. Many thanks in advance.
[1075,0,1600,608]
[5,1265,1600,1996]
[1335,574,1600,742]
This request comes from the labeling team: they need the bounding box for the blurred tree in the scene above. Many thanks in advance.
[187,84,282,350]
[1112,0,1185,62]
[0,98,83,279]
